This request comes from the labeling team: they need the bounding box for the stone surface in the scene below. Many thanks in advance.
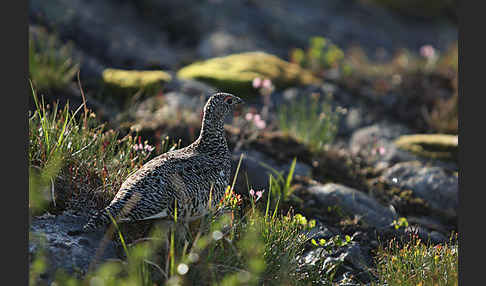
[381,161,458,220]
[29,212,118,283]
[306,183,397,229]
[177,52,321,97]
[231,149,312,193]
[350,121,416,171]
[29,0,185,71]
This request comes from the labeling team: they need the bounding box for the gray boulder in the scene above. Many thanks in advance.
[381,161,458,219]
[306,183,397,229]
[231,149,312,192]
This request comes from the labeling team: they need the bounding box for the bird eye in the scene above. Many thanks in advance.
[223,96,233,104]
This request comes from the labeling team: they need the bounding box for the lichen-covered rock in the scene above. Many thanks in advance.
[177,52,321,97]
[394,134,458,161]
[102,68,172,97]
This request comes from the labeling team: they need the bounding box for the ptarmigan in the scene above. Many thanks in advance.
[75,92,243,233]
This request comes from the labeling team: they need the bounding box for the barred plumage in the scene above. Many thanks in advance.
[79,93,243,233]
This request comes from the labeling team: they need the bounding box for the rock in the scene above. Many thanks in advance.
[394,134,458,161]
[163,78,218,98]
[177,52,321,97]
[350,121,416,171]
[102,68,172,97]
[306,183,397,229]
[381,161,458,220]
[29,0,184,71]
[231,149,312,193]
[29,212,118,284]
[198,31,259,59]
[298,239,372,285]
[340,243,371,272]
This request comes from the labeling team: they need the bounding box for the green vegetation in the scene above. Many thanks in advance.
[373,234,458,286]
[29,84,164,214]
[290,36,350,78]
[277,94,340,152]
[29,28,79,92]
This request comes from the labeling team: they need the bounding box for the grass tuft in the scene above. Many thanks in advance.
[29,84,158,213]
[373,233,458,286]
[277,94,339,152]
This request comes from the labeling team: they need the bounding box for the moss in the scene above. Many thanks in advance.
[102,68,172,98]
[177,52,321,98]
[394,134,458,161]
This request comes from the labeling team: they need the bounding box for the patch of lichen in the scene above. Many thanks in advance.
[394,134,458,161]
[177,52,321,98]
[102,68,172,99]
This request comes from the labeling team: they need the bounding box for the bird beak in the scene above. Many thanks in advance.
[235,96,244,105]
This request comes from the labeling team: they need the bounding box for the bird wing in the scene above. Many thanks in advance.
[105,149,225,221]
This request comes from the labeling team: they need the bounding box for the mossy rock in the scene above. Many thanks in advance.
[177,52,321,98]
[394,134,458,161]
[102,68,172,98]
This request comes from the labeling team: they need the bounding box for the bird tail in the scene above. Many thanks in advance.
[83,209,115,232]
[67,208,114,236]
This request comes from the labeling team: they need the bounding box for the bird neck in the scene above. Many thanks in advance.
[196,111,228,153]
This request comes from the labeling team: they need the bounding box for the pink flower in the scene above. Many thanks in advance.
[249,189,255,197]
[245,113,254,121]
[420,45,436,60]
[378,146,386,155]
[144,144,155,152]
[252,77,262,89]
[262,79,272,89]
[254,118,266,130]
[255,190,265,201]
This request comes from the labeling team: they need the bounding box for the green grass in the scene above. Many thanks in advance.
[29,84,165,214]
[373,234,458,286]
[277,94,339,152]
[29,27,79,92]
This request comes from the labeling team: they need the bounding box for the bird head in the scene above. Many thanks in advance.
[203,93,244,119]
